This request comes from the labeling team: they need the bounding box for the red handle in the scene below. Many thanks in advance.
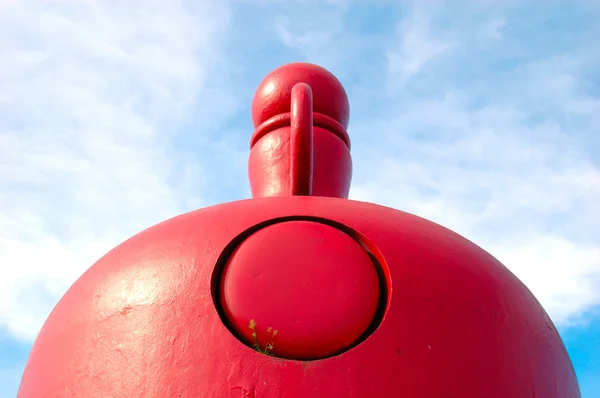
[290,83,314,196]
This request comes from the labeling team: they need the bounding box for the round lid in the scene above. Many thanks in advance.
[219,220,381,360]
[251,62,350,130]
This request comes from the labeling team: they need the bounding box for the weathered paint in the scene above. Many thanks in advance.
[19,62,580,397]
[249,63,351,199]
[219,219,381,360]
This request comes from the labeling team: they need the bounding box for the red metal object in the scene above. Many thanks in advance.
[249,63,351,199]
[19,62,580,397]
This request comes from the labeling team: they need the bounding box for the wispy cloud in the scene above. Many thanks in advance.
[0,0,234,340]
[1,0,599,346]
[353,5,600,325]
[386,7,458,86]
[267,3,600,325]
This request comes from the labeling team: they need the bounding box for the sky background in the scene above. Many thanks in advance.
[1,0,599,396]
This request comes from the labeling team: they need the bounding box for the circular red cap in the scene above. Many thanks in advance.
[219,221,380,360]
[251,62,350,129]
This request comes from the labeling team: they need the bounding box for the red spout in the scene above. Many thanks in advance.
[248,63,352,198]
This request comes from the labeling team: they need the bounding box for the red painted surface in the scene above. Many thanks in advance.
[220,220,381,360]
[249,63,351,199]
[19,62,580,397]
[289,83,314,196]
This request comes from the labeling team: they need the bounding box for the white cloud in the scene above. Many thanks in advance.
[386,8,458,86]
[492,237,600,325]
[0,1,233,340]
[478,18,506,40]
[1,1,599,344]
[350,6,600,325]
[271,3,351,72]
[263,1,600,325]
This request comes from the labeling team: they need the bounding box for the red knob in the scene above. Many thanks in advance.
[251,62,350,130]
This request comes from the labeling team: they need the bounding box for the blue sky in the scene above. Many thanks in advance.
[1,1,599,396]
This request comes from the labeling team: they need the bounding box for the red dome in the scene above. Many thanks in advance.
[18,63,580,398]
[251,62,350,129]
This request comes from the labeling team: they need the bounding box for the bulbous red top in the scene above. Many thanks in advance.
[251,62,350,130]
[248,63,353,198]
